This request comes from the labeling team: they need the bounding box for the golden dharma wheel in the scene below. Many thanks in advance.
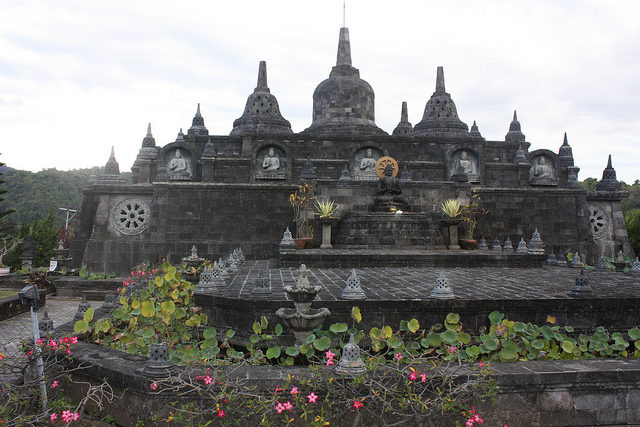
[375,156,399,178]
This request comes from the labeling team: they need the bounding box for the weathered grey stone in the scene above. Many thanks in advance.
[569,252,583,268]
[250,271,271,299]
[555,253,567,266]
[430,271,454,299]
[335,334,366,376]
[469,120,484,139]
[558,132,574,166]
[505,110,525,143]
[400,165,411,181]
[527,229,545,255]
[515,237,528,254]
[514,144,528,164]
[338,164,352,180]
[73,295,91,322]
[38,311,54,335]
[595,256,609,272]
[103,292,119,310]
[478,238,488,250]
[413,67,469,137]
[596,155,622,191]
[392,101,413,136]
[491,239,502,251]
[144,339,177,378]
[231,62,292,136]
[545,253,557,265]
[503,236,514,251]
[630,258,640,276]
[187,103,208,136]
[568,269,593,297]
[279,227,296,250]
[298,158,317,182]
[341,269,366,300]
[97,147,126,184]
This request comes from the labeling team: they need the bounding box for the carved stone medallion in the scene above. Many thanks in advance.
[588,205,609,240]
[112,199,151,235]
[375,156,399,178]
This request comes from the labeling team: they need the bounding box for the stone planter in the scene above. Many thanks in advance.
[459,239,478,250]
[319,217,337,249]
[440,218,462,250]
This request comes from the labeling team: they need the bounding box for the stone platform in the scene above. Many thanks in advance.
[280,248,546,268]
[196,261,640,341]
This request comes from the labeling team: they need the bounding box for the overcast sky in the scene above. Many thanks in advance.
[1,0,638,182]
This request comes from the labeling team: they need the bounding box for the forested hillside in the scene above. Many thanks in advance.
[0,166,131,228]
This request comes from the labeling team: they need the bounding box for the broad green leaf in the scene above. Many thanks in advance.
[483,338,499,351]
[131,299,140,310]
[305,334,316,345]
[141,300,155,318]
[445,313,460,324]
[351,306,362,323]
[488,311,504,325]
[564,325,575,333]
[74,320,89,334]
[285,346,299,356]
[513,322,526,333]
[265,346,281,359]
[458,332,472,345]
[531,339,546,350]
[141,327,155,339]
[369,327,381,340]
[252,322,262,335]
[313,336,331,351]
[161,300,175,314]
[154,276,163,287]
[83,307,94,322]
[260,316,268,330]
[561,340,574,353]
[203,328,217,340]
[628,328,640,340]
[329,323,348,334]
[225,329,236,339]
[381,326,393,339]
[274,323,283,336]
[408,319,420,333]
[465,345,480,359]
[249,334,259,344]
[440,329,458,345]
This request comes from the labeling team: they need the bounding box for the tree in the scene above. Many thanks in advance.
[625,209,640,258]
[0,155,16,233]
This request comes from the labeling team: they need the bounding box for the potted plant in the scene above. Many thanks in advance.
[0,235,21,276]
[459,192,489,250]
[289,184,316,249]
[314,199,339,249]
[440,199,462,249]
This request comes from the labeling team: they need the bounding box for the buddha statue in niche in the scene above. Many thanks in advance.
[374,164,409,212]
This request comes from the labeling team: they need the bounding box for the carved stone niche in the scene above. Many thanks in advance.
[254,144,287,180]
[352,146,384,181]
[448,149,480,183]
[529,150,557,186]
[165,148,193,181]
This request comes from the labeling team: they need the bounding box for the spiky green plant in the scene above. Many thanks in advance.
[315,199,339,218]
[440,199,462,218]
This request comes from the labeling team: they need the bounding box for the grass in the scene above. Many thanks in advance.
[0,290,18,298]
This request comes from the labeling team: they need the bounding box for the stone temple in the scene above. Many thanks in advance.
[71,27,632,273]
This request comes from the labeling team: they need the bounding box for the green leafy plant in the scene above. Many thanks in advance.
[460,191,489,240]
[289,183,315,238]
[314,199,338,219]
[440,199,462,218]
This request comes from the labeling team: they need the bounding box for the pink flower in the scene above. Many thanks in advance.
[217,410,225,418]
[61,410,73,423]
[283,401,293,411]
[275,402,285,414]
[290,387,299,395]
[0,352,5,361]
[35,339,43,346]
[448,346,456,354]
[150,383,157,391]
[352,400,363,409]
[70,337,78,345]
[478,362,486,367]
[73,412,80,421]
[51,380,59,389]
[325,350,335,359]
[203,375,213,385]
[420,373,427,382]
[408,371,418,381]
[49,339,57,348]
[395,352,403,360]
[325,359,334,367]
[50,413,58,422]
[24,350,33,359]
[307,392,318,403]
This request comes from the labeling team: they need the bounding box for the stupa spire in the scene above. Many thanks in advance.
[146,123,152,136]
[596,154,621,191]
[188,103,208,136]
[505,110,525,143]
[256,60,269,92]
[558,132,574,166]
[392,101,413,136]
[435,66,446,93]
[336,27,352,67]
[401,101,408,122]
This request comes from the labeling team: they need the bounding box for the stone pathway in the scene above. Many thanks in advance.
[0,297,101,357]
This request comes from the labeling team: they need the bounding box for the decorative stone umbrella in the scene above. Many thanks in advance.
[341,269,366,300]
[336,334,366,376]
[430,271,454,299]
[568,269,593,298]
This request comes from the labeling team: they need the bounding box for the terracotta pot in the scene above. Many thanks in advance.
[294,239,306,250]
[459,239,478,250]
[302,237,314,249]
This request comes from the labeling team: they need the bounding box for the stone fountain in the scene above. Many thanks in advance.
[276,264,330,346]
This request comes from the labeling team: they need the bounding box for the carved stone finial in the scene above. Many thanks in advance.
[527,229,545,255]
[569,252,583,268]
[435,66,446,93]
[341,269,366,300]
[595,155,622,191]
[478,237,488,250]
[336,27,352,67]
[279,227,296,250]
[188,103,209,136]
[298,158,317,182]
[339,164,352,181]
[469,120,484,139]
[296,264,311,290]
[505,110,526,143]
[630,257,640,276]
[503,236,514,251]
[144,338,177,378]
[400,165,411,181]
[73,295,91,321]
[430,271,454,299]
[103,146,121,175]
[515,237,528,254]
[392,101,413,136]
[38,311,54,335]
[558,132,574,166]
[594,256,609,272]
[491,239,502,251]
[514,144,528,164]
[335,334,366,376]
[250,270,272,299]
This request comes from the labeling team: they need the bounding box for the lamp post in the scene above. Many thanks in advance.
[18,284,47,411]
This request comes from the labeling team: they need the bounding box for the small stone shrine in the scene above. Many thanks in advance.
[70,25,633,273]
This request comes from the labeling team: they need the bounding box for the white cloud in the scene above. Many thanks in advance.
[1,0,638,183]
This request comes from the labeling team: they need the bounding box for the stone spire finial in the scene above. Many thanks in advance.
[435,66,445,93]
[568,269,593,298]
[413,66,469,137]
[595,154,621,191]
[392,101,413,136]
[141,123,156,148]
[336,27,352,67]
[430,271,454,299]
[176,128,185,141]
[469,120,484,139]
[146,123,152,136]
[188,103,209,136]
[514,143,528,164]
[505,110,525,143]
[230,61,292,136]
[102,146,122,177]
[256,60,269,92]
[558,132,574,166]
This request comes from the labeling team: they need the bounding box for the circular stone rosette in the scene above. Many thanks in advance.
[588,205,609,240]
[112,199,151,235]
